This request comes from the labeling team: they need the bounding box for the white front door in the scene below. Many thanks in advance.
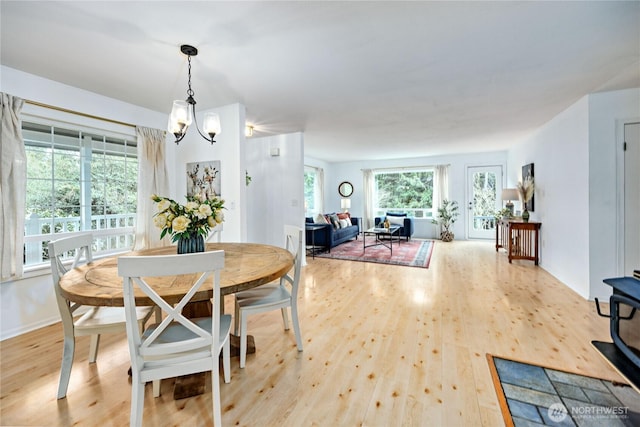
[467,166,503,239]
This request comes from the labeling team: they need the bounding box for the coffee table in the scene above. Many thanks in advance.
[363,226,402,255]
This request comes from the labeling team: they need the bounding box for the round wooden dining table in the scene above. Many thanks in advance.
[58,242,294,400]
[59,242,294,306]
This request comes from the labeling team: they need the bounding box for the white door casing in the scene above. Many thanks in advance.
[467,165,503,239]
[624,122,640,276]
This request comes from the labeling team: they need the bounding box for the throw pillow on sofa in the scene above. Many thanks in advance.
[387,215,405,226]
[315,213,329,224]
[337,212,352,227]
[328,213,340,229]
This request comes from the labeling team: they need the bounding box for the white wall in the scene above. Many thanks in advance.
[171,103,247,243]
[508,96,591,297]
[508,88,640,300]
[246,133,305,247]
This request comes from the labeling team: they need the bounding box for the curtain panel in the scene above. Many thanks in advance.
[0,93,26,280]
[362,169,373,230]
[316,167,325,214]
[433,164,450,234]
[133,126,169,250]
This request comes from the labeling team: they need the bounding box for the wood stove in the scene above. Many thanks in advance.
[593,276,640,393]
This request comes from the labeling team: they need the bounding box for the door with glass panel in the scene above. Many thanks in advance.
[467,166,503,239]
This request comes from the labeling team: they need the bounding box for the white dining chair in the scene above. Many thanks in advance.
[207,222,223,243]
[118,250,231,427]
[234,225,303,368]
[49,233,156,399]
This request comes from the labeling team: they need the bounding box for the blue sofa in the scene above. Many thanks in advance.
[305,214,360,252]
[374,212,414,241]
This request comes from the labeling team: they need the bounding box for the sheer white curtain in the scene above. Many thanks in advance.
[433,164,450,234]
[133,126,169,250]
[316,167,325,214]
[0,93,26,280]
[362,169,374,229]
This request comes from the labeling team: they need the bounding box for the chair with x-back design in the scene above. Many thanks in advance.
[118,250,231,427]
[48,233,156,399]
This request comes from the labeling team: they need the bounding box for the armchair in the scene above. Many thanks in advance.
[374,212,414,241]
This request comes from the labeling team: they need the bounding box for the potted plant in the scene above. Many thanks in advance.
[432,199,459,242]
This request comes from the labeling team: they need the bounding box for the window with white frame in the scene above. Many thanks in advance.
[23,120,137,267]
[304,166,321,216]
[373,169,434,218]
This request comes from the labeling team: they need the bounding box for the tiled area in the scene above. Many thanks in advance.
[490,356,640,427]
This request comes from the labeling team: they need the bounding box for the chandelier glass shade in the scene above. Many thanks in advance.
[168,44,221,145]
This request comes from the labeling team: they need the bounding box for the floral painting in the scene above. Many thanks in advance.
[186,161,221,200]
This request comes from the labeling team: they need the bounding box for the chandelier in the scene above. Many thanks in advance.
[168,44,221,145]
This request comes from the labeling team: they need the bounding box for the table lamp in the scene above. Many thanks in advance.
[341,198,351,213]
[501,188,519,216]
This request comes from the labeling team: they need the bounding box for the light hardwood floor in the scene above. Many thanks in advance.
[0,240,621,426]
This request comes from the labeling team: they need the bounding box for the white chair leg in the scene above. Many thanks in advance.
[240,311,248,369]
[281,307,290,330]
[152,380,161,397]
[291,304,303,352]
[57,335,75,399]
[212,352,222,427]
[88,334,100,363]
[223,338,230,383]
[130,376,145,427]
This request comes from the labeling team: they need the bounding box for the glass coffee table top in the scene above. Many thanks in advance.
[363,226,402,254]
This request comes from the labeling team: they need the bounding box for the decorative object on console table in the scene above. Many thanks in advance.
[152,194,225,254]
[501,188,519,217]
[516,176,534,223]
[432,199,459,242]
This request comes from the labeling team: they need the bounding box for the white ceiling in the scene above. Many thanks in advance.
[1,1,639,163]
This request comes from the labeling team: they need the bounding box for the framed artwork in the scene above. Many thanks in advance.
[522,163,534,212]
[186,160,221,199]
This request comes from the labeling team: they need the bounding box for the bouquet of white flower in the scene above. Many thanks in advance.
[151,194,225,242]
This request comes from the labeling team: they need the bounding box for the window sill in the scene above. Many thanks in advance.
[2,249,133,284]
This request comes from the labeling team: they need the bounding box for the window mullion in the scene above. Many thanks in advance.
[80,134,93,232]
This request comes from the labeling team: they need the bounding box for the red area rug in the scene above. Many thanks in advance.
[316,238,433,268]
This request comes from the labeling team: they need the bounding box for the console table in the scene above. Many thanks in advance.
[495,219,541,265]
